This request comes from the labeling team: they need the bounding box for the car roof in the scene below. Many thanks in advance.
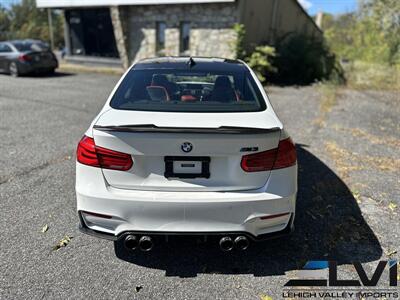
[133,57,247,72]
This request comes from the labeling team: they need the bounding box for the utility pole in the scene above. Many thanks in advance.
[316,11,324,29]
[48,8,55,50]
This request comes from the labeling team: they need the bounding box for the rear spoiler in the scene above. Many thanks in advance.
[93,124,280,134]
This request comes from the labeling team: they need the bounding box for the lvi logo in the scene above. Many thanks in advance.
[284,260,398,287]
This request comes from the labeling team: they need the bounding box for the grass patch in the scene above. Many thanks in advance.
[334,126,400,149]
[325,141,400,179]
[313,83,339,127]
[319,84,338,114]
[343,61,400,91]
[58,63,124,76]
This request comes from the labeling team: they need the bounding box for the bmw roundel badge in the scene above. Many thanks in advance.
[181,142,193,153]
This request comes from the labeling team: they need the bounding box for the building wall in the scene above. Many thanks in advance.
[272,0,322,40]
[238,0,276,48]
[240,0,322,49]
[117,3,239,63]
[79,0,321,67]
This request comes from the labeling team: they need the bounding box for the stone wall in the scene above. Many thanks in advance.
[110,6,130,69]
[117,3,239,65]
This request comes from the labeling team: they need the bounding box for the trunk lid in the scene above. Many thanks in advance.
[92,110,282,192]
[24,51,55,66]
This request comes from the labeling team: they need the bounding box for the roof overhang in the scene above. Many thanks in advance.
[36,0,235,8]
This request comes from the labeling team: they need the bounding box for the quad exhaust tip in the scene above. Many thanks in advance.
[219,236,234,252]
[124,235,153,252]
[219,236,250,251]
[125,234,248,252]
[234,236,249,251]
[139,236,153,252]
[124,234,138,251]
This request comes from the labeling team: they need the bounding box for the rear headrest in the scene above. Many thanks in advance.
[214,76,232,89]
[151,74,169,86]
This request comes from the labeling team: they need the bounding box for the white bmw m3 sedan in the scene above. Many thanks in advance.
[76,57,297,252]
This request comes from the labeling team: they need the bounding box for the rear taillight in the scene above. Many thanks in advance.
[241,137,297,172]
[241,148,278,172]
[273,137,297,169]
[76,136,99,167]
[18,54,32,62]
[77,136,133,171]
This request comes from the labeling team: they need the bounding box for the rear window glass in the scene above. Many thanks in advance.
[110,68,266,112]
[12,41,49,52]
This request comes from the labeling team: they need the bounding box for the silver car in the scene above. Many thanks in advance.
[0,39,58,77]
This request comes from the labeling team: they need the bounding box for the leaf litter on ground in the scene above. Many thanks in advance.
[53,235,73,251]
[41,224,49,233]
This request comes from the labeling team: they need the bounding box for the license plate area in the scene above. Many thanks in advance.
[164,156,210,179]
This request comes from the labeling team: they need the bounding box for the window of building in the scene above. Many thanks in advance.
[180,22,191,54]
[156,22,166,54]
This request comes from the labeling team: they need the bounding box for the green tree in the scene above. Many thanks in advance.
[0,5,11,40]
[323,0,400,65]
[359,0,400,64]
[8,0,64,48]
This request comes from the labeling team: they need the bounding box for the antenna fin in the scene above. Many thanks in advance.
[187,57,196,68]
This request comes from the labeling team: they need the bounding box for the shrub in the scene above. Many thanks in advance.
[232,23,247,60]
[272,33,345,85]
[246,46,277,83]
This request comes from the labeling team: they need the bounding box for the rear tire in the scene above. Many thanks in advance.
[9,62,20,77]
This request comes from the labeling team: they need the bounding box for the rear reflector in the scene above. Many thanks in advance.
[77,136,133,171]
[241,137,297,172]
[81,210,112,219]
[260,212,290,220]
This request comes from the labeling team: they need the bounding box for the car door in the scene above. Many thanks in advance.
[0,43,14,72]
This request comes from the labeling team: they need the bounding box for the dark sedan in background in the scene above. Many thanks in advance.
[0,39,58,77]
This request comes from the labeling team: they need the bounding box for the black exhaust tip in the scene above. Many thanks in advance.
[234,236,249,251]
[139,236,153,252]
[219,236,234,252]
[124,235,138,251]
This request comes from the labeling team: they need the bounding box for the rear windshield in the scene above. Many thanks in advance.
[110,68,266,112]
[12,41,49,52]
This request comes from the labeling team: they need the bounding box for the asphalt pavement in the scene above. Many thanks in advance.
[0,72,399,299]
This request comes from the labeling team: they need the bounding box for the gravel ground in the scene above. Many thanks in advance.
[0,73,399,299]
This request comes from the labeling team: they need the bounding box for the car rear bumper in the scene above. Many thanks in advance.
[78,212,295,242]
[76,163,297,240]
[17,61,58,74]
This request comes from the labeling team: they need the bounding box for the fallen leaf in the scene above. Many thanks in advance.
[387,249,397,257]
[53,235,73,251]
[135,286,143,293]
[41,224,49,233]
[388,202,397,211]
[260,295,273,300]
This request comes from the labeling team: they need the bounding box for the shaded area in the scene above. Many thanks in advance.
[114,145,382,277]
[29,71,75,78]
[0,71,76,78]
